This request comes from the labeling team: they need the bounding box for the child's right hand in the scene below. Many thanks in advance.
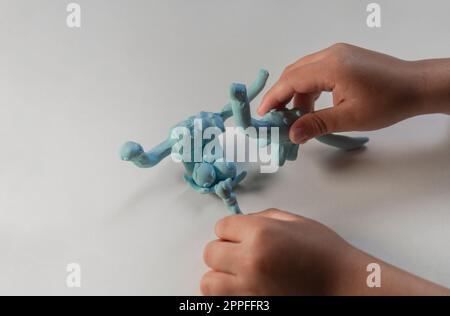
[258,43,450,144]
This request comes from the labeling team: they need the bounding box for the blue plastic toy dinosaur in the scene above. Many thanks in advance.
[120,69,369,214]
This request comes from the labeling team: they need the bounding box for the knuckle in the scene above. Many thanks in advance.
[283,63,295,74]
[330,42,351,52]
[327,43,352,69]
[281,64,296,81]
[295,54,313,65]
[257,208,279,217]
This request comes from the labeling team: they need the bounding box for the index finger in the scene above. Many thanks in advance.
[257,62,334,116]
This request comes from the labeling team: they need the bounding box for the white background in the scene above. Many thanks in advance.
[0,0,449,295]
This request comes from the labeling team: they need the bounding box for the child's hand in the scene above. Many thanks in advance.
[201,209,355,295]
[258,43,450,144]
[201,209,450,296]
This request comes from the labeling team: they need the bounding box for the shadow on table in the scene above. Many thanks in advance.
[110,123,450,221]
[308,126,450,218]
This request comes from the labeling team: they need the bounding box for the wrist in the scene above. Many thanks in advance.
[323,244,374,295]
[318,243,352,296]
[410,59,450,115]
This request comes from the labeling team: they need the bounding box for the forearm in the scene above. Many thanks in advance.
[414,59,450,115]
[329,246,450,295]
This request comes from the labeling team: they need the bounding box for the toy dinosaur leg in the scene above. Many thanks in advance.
[221,69,269,120]
[247,69,269,101]
[223,193,243,215]
[215,179,243,214]
[228,202,243,215]
[231,171,247,188]
[315,134,369,151]
[230,83,252,129]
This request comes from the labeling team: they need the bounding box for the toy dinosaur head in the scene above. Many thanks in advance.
[192,162,217,188]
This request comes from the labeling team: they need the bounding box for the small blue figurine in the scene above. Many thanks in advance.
[120,69,369,214]
[183,161,247,214]
[120,71,270,214]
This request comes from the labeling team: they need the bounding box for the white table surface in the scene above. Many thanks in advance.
[0,0,449,295]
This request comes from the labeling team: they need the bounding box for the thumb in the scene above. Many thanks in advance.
[289,106,348,144]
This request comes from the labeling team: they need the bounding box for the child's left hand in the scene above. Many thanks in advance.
[201,209,355,295]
